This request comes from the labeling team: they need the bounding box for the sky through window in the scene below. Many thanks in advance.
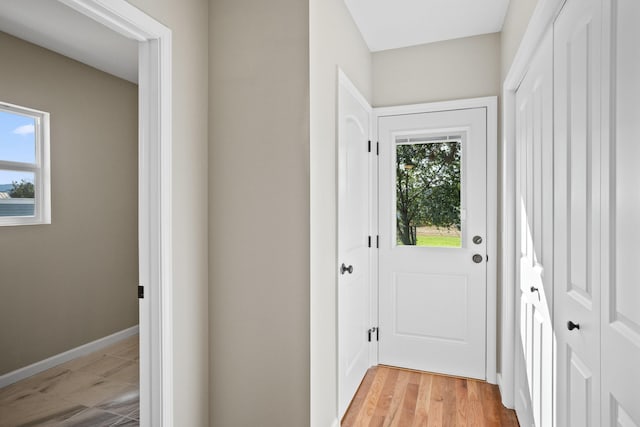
[0,110,36,186]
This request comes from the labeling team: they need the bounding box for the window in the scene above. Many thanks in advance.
[0,102,50,225]
[395,134,462,248]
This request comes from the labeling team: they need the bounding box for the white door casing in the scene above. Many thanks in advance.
[51,2,173,425]
[377,107,488,379]
[337,71,373,418]
[554,0,603,425]
[601,0,640,425]
[514,28,554,427]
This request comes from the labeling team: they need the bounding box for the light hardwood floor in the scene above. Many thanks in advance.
[342,365,519,427]
[0,335,139,427]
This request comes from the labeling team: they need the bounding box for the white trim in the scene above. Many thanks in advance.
[374,96,498,118]
[500,0,565,409]
[0,326,138,388]
[330,419,340,427]
[373,96,498,384]
[50,1,173,425]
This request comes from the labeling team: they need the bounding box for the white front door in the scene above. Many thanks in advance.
[514,28,554,427]
[554,0,603,425]
[337,73,372,418]
[377,108,487,379]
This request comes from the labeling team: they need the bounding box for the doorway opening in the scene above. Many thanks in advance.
[0,1,172,424]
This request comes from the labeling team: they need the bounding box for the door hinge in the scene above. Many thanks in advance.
[138,285,144,299]
[368,140,371,153]
[368,235,372,248]
[367,327,379,342]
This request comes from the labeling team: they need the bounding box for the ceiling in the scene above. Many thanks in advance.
[0,0,138,83]
[344,0,511,52]
[0,1,510,81]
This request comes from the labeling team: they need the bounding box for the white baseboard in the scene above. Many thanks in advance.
[0,325,139,388]
[497,373,515,409]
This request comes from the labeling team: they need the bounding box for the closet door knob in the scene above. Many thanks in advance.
[340,263,353,275]
[567,321,580,331]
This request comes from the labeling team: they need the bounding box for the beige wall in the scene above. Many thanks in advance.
[209,0,309,425]
[501,0,540,80]
[372,33,501,107]
[123,1,210,425]
[0,32,138,375]
[310,0,372,424]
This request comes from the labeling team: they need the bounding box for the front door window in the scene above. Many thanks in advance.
[395,135,462,247]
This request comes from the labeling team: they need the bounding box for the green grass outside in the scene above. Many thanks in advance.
[415,235,461,247]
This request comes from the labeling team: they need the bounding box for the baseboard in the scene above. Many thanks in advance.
[0,325,139,388]
[497,373,516,409]
[330,419,340,427]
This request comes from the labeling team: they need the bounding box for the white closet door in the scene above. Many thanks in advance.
[514,29,554,427]
[337,73,372,418]
[554,0,603,426]
[601,1,640,426]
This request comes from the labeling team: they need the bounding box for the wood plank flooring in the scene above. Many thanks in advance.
[342,365,519,427]
[0,335,139,427]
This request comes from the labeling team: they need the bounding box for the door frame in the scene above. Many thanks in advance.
[51,1,173,425]
[500,0,566,409]
[373,96,498,383]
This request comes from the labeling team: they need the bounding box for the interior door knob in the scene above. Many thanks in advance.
[340,263,353,275]
[530,286,539,293]
[472,254,483,263]
[567,320,580,331]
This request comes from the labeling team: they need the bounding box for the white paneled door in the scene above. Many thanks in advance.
[378,108,487,379]
[554,0,603,425]
[338,73,373,418]
[601,0,640,425]
[514,28,554,427]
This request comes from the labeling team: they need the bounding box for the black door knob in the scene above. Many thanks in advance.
[340,263,353,275]
[472,254,483,263]
[530,286,539,293]
[567,320,580,331]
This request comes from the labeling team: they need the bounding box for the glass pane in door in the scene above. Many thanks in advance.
[395,137,462,247]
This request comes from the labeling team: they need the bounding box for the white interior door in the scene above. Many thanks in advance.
[513,29,554,427]
[378,108,487,379]
[601,0,640,425]
[338,73,372,418]
[554,0,603,425]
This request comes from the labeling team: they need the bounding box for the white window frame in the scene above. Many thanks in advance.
[0,101,51,226]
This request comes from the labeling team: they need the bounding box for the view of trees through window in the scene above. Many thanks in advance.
[396,140,462,247]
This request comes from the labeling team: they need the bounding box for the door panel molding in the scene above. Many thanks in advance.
[601,0,640,425]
